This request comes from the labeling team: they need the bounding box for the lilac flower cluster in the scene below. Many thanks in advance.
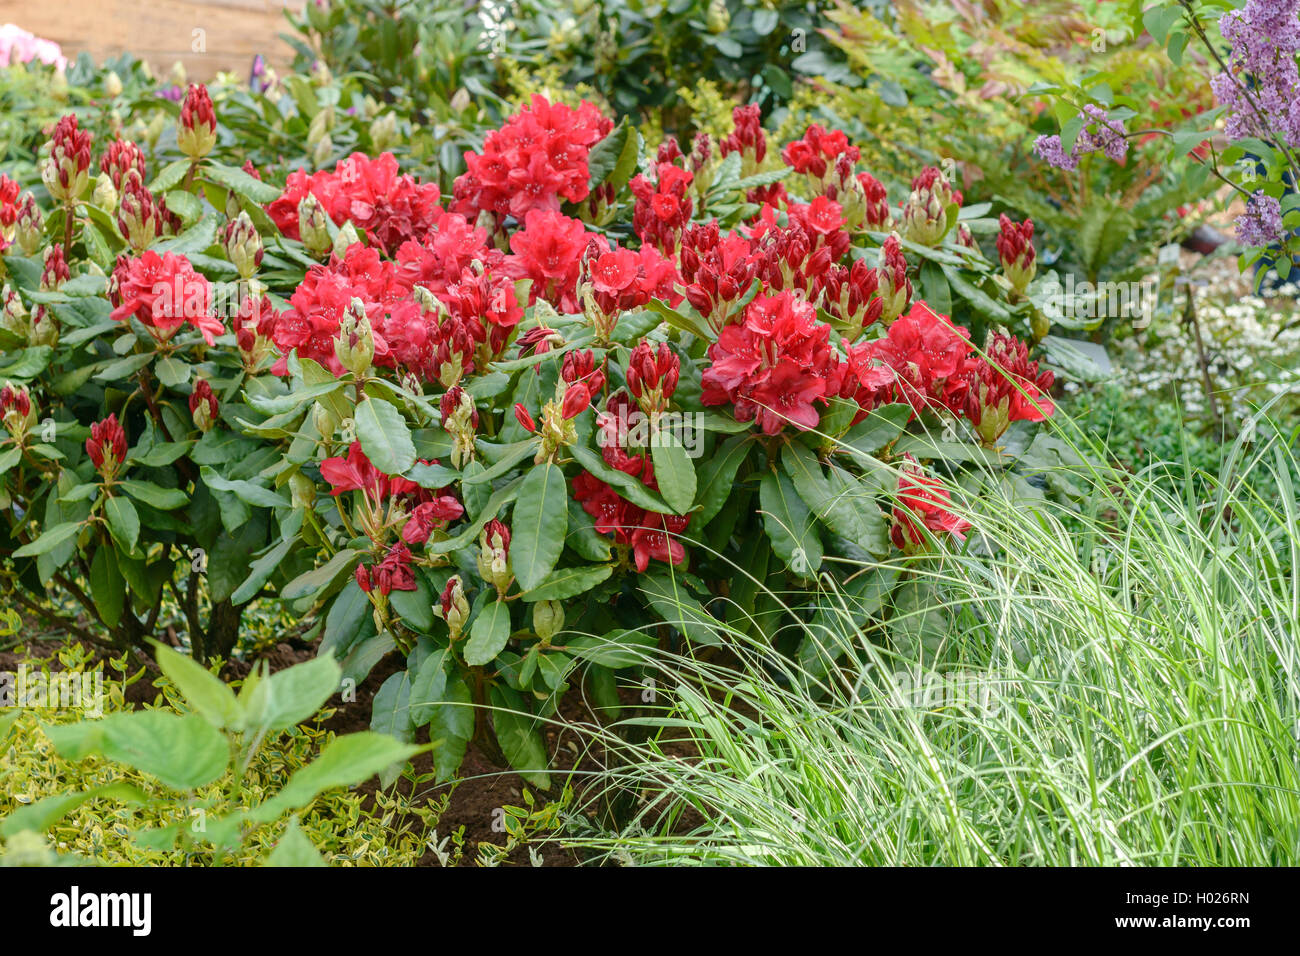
[1236,190,1285,247]
[1033,105,1130,171]
[1210,0,1300,144]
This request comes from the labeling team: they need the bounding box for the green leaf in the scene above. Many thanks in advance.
[490,686,549,789]
[89,546,125,627]
[239,654,342,734]
[464,598,512,666]
[199,467,289,509]
[522,564,612,602]
[0,782,147,837]
[510,462,569,590]
[231,535,297,604]
[370,671,414,787]
[650,433,696,515]
[355,396,416,476]
[264,817,327,867]
[43,711,229,791]
[759,469,822,575]
[151,641,240,729]
[693,434,752,527]
[389,572,434,632]
[840,403,910,454]
[426,675,473,783]
[247,731,422,824]
[566,629,657,668]
[105,496,140,553]
[94,352,153,382]
[204,160,283,204]
[119,479,190,510]
[13,521,82,558]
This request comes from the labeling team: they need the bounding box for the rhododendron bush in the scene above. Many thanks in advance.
[0,86,1069,785]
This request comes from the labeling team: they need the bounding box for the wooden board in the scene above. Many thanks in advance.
[0,0,306,81]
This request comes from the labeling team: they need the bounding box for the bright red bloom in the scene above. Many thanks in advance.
[108,250,225,344]
[267,152,443,253]
[850,301,976,418]
[452,95,613,221]
[320,441,389,497]
[700,290,845,435]
[400,496,465,544]
[86,414,127,477]
[890,455,970,553]
[506,207,589,311]
[629,163,693,253]
[782,123,860,180]
[678,221,758,331]
[572,472,689,573]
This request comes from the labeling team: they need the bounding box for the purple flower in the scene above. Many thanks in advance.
[1033,105,1129,170]
[1236,190,1285,247]
[1213,0,1300,145]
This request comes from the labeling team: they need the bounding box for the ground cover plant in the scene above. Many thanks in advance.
[0,0,1296,870]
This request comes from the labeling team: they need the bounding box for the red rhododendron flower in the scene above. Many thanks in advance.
[890,455,971,553]
[452,95,613,222]
[267,152,442,253]
[700,290,845,434]
[108,250,226,344]
[850,301,976,418]
[505,207,588,311]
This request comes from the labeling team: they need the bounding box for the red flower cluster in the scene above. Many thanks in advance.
[817,257,882,332]
[585,238,681,316]
[961,332,1055,444]
[678,222,759,330]
[108,250,225,344]
[395,213,503,298]
[505,207,588,311]
[629,163,693,253]
[86,414,127,478]
[626,341,680,415]
[574,392,690,571]
[320,441,463,546]
[889,455,971,554]
[701,290,845,434]
[996,214,1036,290]
[268,152,443,253]
[782,124,860,180]
[356,542,417,595]
[846,302,974,417]
[452,94,613,221]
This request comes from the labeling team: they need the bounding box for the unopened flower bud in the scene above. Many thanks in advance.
[222,212,264,279]
[299,193,332,256]
[289,471,316,510]
[899,166,958,246]
[369,111,397,153]
[92,171,118,212]
[706,0,730,33]
[30,305,58,347]
[41,114,93,202]
[333,221,361,259]
[532,600,564,644]
[189,378,218,433]
[436,575,470,638]
[476,518,513,591]
[312,401,339,441]
[104,71,123,99]
[334,298,374,375]
[877,234,913,324]
[996,214,1036,292]
[14,194,44,256]
[176,84,218,160]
